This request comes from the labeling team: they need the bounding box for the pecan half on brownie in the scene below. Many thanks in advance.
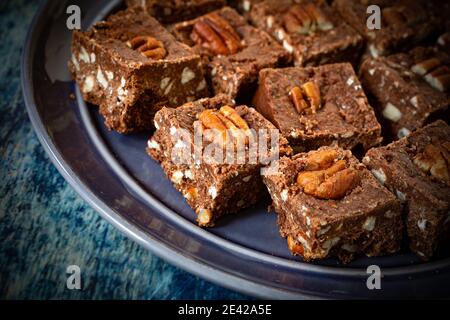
[250,0,364,66]
[263,147,403,263]
[252,63,382,153]
[173,7,290,99]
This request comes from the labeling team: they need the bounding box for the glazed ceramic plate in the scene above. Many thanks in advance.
[22,0,450,299]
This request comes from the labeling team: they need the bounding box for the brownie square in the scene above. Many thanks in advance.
[68,8,209,133]
[147,94,292,227]
[333,0,441,58]
[172,7,290,99]
[125,0,226,24]
[360,46,449,141]
[363,121,450,260]
[252,63,382,153]
[249,0,364,66]
[263,146,403,262]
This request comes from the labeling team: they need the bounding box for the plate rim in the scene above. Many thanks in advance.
[21,0,450,299]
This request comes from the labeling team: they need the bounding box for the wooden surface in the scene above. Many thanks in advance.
[0,0,248,300]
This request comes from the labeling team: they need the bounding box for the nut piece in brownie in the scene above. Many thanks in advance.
[147,95,292,227]
[252,63,382,153]
[125,0,226,24]
[333,0,441,58]
[436,32,450,53]
[263,147,403,262]
[363,121,450,260]
[360,46,449,141]
[249,0,364,66]
[172,7,290,99]
[68,8,209,133]
[227,0,262,19]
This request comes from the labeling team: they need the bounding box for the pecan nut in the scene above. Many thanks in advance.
[287,235,305,255]
[192,20,229,55]
[302,81,321,111]
[289,86,309,114]
[283,5,312,34]
[289,81,322,115]
[198,106,250,144]
[219,105,250,131]
[304,3,333,31]
[297,150,360,200]
[191,13,241,55]
[424,66,450,93]
[126,35,167,60]
[283,3,332,35]
[411,58,441,76]
[411,58,449,92]
[198,109,228,132]
[314,168,360,200]
[305,149,338,170]
[414,143,450,184]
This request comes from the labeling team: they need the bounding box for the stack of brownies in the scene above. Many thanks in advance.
[69,0,449,262]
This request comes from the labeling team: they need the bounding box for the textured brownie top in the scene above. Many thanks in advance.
[268,147,399,227]
[153,95,292,172]
[253,63,381,141]
[126,0,226,23]
[173,7,289,96]
[360,46,449,138]
[78,8,197,66]
[333,0,440,57]
[364,120,450,206]
[250,0,362,64]
[156,97,276,136]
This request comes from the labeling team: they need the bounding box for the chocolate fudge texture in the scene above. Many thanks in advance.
[147,95,292,227]
[250,0,364,66]
[228,0,262,19]
[252,63,382,153]
[333,0,441,58]
[360,46,449,141]
[363,121,450,260]
[172,7,290,99]
[68,8,209,133]
[263,147,403,262]
[125,0,226,24]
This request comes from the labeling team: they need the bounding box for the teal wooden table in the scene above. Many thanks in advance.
[0,0,248,300]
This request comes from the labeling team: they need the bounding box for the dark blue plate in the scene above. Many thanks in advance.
[22,0,450,299]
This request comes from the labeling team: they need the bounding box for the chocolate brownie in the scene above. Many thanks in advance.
[249,0,364,66]
[68,8,209,133]
[125,0,226,24]
[359,46,449,141]
[363,121,450,260]
[263,146,403,263]
[172,7,290,100]
[147,95,292,227]
[333,0,441,58]
[252,63,382,153]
